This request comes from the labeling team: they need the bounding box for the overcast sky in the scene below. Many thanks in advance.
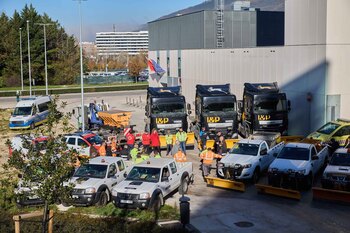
[1,0,203,41]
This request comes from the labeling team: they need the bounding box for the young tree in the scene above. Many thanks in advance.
[4,96,78,233]
[128,52,147,81]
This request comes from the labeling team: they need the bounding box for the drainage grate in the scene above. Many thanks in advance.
[234,221,254,228]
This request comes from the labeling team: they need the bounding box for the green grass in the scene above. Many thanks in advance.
[67,203,179,221]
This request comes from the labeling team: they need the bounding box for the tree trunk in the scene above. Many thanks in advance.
[42,201,49,233]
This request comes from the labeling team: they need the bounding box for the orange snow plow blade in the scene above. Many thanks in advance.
[312,187,350,204]
[205,177,245,192]
[255,184,301,200]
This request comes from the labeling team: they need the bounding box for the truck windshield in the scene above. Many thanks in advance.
[152,103,184,114]
[204,102,235,113]
[329,153,350,166]
[277,147,310,161]
[13,107,32,116]
[85,135,103,145]
[229,143,259,156]
[126,167,160,183]
[254,99,287,112]
[73,164,107,179]
[317,122,340,135]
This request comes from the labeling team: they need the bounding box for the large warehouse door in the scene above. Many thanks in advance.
[326,95,340,122]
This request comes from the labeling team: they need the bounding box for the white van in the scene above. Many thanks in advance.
[9,96,52,129]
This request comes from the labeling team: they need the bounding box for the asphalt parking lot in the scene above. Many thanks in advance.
[1,90,349,233]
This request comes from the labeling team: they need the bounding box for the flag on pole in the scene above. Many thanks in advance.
[148,59,165,81]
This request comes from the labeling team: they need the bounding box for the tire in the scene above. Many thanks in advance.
[30,122,35,130]
[150,194,163,212]
[252,168,260,184]
[179,176,189,195]
[96,191,108,206]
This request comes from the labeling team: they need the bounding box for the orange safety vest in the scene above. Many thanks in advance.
[99,145,106,156]
[200,150,222,165]
[174,151,187,162]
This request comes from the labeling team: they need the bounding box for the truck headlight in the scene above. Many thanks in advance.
[139,192,150,199]
[268,167,278,173]
[111,189,118,197]
[242,164,252,169]
[287,169,296,174]
[85,187,96,194]
[297,169,306,175]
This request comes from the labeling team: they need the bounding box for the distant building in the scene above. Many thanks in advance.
[82,42,97,59]
[95,31,148,57]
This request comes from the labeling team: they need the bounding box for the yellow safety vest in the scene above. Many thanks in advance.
[176,132,187,142]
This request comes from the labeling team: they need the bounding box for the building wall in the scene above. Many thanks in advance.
[148,0,350,136]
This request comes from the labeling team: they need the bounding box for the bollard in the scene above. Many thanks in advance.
[126,97,128,104]
[179,195,190,226]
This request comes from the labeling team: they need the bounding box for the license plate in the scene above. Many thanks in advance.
[120,200,133,204]
[72,195,79,199]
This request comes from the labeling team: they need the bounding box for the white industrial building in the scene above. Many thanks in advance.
[148,0,350,136]
[95,31,148,56]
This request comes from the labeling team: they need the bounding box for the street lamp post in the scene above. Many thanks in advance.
[27,20,32,96]
[75,0,87,131]
[19,28,24,91]
[36,23,53,96]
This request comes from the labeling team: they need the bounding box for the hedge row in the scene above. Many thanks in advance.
[0,84,148,97]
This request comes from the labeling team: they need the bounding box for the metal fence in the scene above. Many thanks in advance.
[77,75,136,85]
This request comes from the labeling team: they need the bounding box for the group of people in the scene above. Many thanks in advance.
[96,126,190,164]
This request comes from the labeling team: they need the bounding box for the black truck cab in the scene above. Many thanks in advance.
[145,86,189,134]
[194,84,238,139]
[239,82,290,137]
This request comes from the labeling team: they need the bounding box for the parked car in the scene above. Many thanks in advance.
[268,142,329,189]
[111,158,193,210]
[64,157,130,206]
[307,119,350,146]
[321,148,350,191]
[9,134,48,157]
[64,131,103,157]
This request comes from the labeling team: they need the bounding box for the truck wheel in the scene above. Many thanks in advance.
[150,194,163,212]
[252,168,260,184]
[30,122,35,130]
[96,191,108,206]
[179,176,189,195]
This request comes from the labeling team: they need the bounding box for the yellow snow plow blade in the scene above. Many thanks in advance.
[312,187,350,204]
[205,139,239,150]
[159,132,195,148]
[255,184,301,200]
[98,110,131,128]
[205,177,245,192]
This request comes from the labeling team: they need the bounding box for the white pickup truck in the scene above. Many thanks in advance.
[321,148,350,191]
[65,157,130,206]
[268,142,329,189]
[111,158,194,211]
[217,139,284,183]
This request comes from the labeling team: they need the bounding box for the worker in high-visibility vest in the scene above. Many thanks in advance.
[165,130,174,156]
[99,142,107,156]
[176,127,187,155]
[135,153,144,164]
[200,147,222,177]
[111,138,117,157]
[174,148,187,163]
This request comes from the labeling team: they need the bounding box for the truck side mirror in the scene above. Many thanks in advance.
[238,101,243,112]
[287,100,291,112]
[187,103,191,111]
[123,172,127,178]
[260,149,267,155]
[72,109,75,115]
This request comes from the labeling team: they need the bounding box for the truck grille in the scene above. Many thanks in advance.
[329,174,350,182]
[11,121,24,125]
[117,193,139,200]
[72,188,85,194]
